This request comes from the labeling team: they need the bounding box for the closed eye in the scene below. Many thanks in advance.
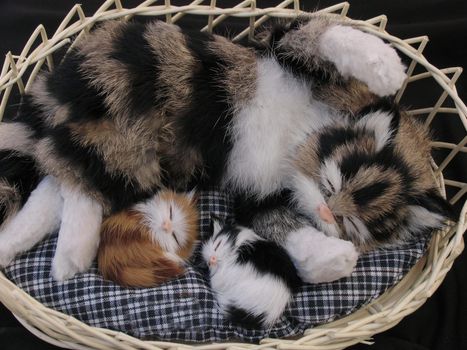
[321,182,332,197]
[214,240,222,251]
[169,205,173,220]
[172,232,180,246]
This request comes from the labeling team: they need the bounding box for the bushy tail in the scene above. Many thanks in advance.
[0,149,41,227]
[98,210,185,288]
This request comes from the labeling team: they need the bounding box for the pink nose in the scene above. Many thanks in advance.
[162,220,172,233]
[318,204,335,224]
[209,256,217,266]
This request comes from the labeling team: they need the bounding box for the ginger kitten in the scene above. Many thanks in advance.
[98,190,198,287]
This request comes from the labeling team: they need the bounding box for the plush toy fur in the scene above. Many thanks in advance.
[202,219,301,328]
[0,14,452,284]
[98,190,198,287]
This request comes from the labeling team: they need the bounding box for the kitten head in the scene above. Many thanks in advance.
[134,190,198,254]
[202,218,238,274]
[292,104,454,251]
[202,217,258,274]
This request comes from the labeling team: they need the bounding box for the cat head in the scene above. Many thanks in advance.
[202,217,258,273]
[134,190,198,253]
[291,103,454,251]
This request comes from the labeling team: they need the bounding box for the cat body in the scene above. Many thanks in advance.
[0,14,450,282]
[202,219,301,328]
[98,190,198,287]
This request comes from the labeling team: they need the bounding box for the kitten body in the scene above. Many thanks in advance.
[98,190,199,287]
[202,219,301,328]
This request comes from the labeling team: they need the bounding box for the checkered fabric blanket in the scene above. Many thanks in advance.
[4,189,429,342]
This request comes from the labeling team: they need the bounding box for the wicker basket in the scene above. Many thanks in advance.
[0,1,465,349]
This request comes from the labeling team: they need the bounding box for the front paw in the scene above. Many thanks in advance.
[319,25,406,96]
[286,227,358,284]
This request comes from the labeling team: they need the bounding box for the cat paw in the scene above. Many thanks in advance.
[51,250,94,281]
[319,25,406,96]
[0,248,14,268]
[286,227,358,284]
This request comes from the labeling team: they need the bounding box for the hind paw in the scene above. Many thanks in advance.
[0,248,14,268]
[51,251,94,281]
[319,25,406,96]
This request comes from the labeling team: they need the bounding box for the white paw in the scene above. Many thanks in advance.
[0,247,15,268]
[286,227,359,284]
[319,25,406,96]
[51,249,95,281]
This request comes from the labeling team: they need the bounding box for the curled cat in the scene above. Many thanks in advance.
[0,14,449,281]
[98,190,198,287]
[202,218,301,328]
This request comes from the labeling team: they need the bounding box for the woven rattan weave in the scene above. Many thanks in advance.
[0,1,465,349]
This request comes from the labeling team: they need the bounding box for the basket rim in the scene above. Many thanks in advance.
[0,1,466,350]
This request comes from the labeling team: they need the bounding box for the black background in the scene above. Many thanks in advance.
[0,1,466,349]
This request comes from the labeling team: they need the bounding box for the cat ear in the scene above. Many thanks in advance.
[210,214,224,236]
[407,189,455,233]
[356,99,401,151]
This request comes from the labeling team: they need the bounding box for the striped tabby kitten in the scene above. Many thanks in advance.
[0,14,449,282]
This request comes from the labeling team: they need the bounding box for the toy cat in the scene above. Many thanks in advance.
[202,218,301,328]
[98,190,198,287]
[0,14,450,283]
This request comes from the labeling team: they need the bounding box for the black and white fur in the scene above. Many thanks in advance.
[202,218,301,328]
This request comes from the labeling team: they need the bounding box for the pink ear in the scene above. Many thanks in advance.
[318,204,335,224]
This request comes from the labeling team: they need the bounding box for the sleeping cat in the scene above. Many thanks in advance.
[98,190,199,287]
[202,218,301,328]
[0,14,450,282]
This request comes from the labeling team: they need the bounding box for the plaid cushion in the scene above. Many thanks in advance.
[3,189,428,342]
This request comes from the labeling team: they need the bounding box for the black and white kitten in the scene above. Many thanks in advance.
[202,218,301,328]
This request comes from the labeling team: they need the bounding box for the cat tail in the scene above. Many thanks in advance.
[117,255,186,288]
[98,245,186,288]
[0,121,41,227]
[0,149,41,228]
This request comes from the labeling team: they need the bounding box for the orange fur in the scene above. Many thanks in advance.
[98,191,199,287]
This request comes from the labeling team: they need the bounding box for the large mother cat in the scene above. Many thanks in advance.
[0,14,450,281]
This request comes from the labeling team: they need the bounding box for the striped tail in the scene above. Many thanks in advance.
[0,150,41,227]
[0,122,41,228]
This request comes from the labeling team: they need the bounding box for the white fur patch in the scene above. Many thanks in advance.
[407,205,445,232]
[321,159,342,193]
[285,226,358,284]
[319,25,406,96]
[51,182,102,281]
[0,122,34,154]
[135,195,188,254]
[0,176,63,267]
[357,110,394,151]
[225,57,337,198]
[290,172,340,238]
